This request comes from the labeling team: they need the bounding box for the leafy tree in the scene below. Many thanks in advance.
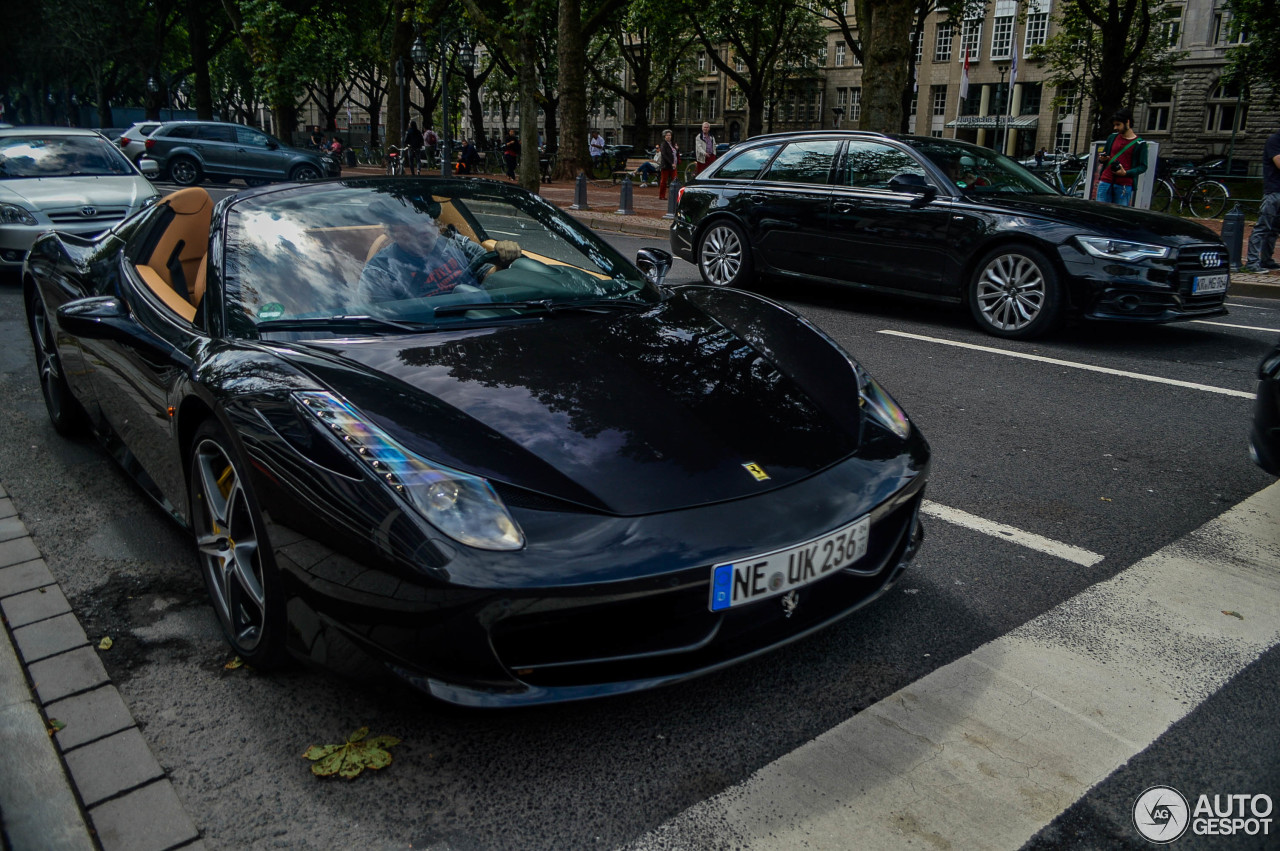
[1224,0,1280,104]
[1032,0,1183,140]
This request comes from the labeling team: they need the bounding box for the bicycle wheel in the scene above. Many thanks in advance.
[1151,179,1173,213]
[1191,181,1229,219]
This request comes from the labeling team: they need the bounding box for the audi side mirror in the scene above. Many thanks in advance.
[888,173,938,207]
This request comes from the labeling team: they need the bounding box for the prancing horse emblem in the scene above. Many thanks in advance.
[743,462,770,482]
[781,590,799,618]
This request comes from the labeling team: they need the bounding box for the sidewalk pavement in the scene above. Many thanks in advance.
[0,484,203,851]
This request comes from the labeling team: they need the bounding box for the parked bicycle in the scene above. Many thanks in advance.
[1039,152,1085,197]
[1151,165,1230,219]
[385,145,407,176]
[357,142,378,165]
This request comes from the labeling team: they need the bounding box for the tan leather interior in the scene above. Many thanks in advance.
[135,264,197,322]
[135,187,212,320]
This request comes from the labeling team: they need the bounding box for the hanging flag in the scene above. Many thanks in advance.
[959,47,970,101]
[1008,36,1019,102]
[346,106,353,128]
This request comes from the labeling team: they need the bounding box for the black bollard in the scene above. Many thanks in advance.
[616,176,635,215]
[1222,203,1245,269]
[664,179,681,219]
[570,172,589,210]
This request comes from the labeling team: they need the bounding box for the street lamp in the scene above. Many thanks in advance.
[995,64,1008,154]
[831,106,845,128]
[395,55,407,149]
[438,18,475,176]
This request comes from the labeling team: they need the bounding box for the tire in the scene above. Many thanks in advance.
[967,245,1063,339]
[290,164,321,182]
[25,288,87,436]
[168,157,203,186]
[1151,179,1173,213]
[1192,181,1229,219]
[697,220,753,288]
[188,420,288,668]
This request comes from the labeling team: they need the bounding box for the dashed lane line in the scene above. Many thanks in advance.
[1192,319,1280,333]
[627,480,1280,851]
[878,330,1254,399]
[921,500,1103,567]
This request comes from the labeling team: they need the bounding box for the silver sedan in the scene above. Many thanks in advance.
[1,126,160,270]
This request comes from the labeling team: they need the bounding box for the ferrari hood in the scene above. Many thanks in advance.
[289,291,864,516]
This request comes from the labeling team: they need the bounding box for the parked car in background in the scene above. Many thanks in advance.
[116,121,162,164]
[0,126,159,271]
[143,120,340,186]
[673,131,1231,339]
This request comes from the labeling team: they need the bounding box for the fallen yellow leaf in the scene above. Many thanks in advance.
[98,637,113,651]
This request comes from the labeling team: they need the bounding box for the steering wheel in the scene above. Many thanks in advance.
[465,250,500,282]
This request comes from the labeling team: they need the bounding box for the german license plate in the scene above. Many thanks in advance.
[709,516,870,611]
[1193,274,1228,294]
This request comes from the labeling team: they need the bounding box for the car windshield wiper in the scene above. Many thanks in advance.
[255,315,430,333]
[432,297,652,316]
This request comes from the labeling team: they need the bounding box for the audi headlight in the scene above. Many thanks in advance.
[1076,236,1172,262]
[855,366,911,439]
[294,391,524,551]
[0,203,37,226]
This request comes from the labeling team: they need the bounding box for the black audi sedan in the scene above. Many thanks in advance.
[672,132,1231,339]
[23,178,929,706]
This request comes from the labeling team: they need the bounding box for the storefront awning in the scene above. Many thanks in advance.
[945,115,1040,129]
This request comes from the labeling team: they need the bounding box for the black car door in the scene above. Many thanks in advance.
[740,139,842,280]
[825,139,954,296]
[80,253,204,514]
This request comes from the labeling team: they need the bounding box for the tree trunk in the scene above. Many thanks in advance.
[555,0,587,180]
[187,2,214,120]
[746,89,766,138]
[859,0,915,132]
[387,10,413,149]
[518,29,541,191]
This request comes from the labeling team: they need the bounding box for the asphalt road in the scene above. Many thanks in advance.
[1,198,1276,849]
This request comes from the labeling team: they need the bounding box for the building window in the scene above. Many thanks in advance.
[1019,82,1042,115]
[836,87,848,112]
[818,44,828,66]
[1025,13,1049,48]
[1213,12,1249,45]
[708,91,717,120]
[693,92,704,121]
[1204,81,1248,132]
[932,86,948,116]
[934,22,953,61]
[990,16,1014,59]
[698,51,707,72]
[849,87,862,123]
[1144,87,1172,131]
[735,56,745,73]
[911,30,923,63]
[961,19,983,61]
[1160,6,1182,48]
[836,41,846,66]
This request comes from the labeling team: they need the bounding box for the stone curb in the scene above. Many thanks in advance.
[0,483,202,851]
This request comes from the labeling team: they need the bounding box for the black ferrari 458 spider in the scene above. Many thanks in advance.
[23,177,929,706]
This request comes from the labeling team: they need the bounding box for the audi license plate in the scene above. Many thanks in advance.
[1193,274,1228,294]
[709,516,870,611]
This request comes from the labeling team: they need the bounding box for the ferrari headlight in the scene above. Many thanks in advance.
[1076,236,1172,262]
[856,366,911,439]
[294,391,524,551]
[0,203,37,226]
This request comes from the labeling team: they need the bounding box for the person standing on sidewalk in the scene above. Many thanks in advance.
[1244,129,1280,272]
[1095,108,1147,206]
[503,129,520,181]
[695,122,717,175]
[404,121,424,175]
[658,129,678,200]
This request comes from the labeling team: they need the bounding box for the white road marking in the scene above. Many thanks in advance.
[627,481,1280,851]
[921,500,1103,567]
[1192,320,1280,333]
[1226,302,1277,311]
[878,330,1254,399]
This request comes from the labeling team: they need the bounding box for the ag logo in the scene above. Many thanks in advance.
[1134,785,1190,843]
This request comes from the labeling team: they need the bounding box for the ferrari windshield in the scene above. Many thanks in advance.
[223,181,658,336]
[0,134,136,179]
[902,139,1056,195]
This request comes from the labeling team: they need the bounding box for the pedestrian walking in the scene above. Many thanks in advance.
[425,126,438,169]
[1035,147,1047,168]
[1095,108,1147,206]
[589,131,605,167]
[658,129,678,200]
[695,121,717,175]
[457,138,479,174]
[404,120,424,175]
[503,129,520,181]
[1244,128,1280,272]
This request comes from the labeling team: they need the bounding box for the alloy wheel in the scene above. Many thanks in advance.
[29,296,67,422]
[973,253,1047,332]
[192,438,267,653]
[700,224,744,286]
[170,159,200,186]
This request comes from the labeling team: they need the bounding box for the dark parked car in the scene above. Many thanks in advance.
[23,177,929,706]
[143,120,339,186]
[672,131,1232,339]
[1250,339,1280,475]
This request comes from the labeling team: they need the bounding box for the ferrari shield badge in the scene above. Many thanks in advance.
[743,462,770,482]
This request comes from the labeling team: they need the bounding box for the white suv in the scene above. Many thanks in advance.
[117,121,162,164]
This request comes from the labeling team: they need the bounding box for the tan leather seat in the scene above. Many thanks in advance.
[135,264,197,322]
[147,187,213,304]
